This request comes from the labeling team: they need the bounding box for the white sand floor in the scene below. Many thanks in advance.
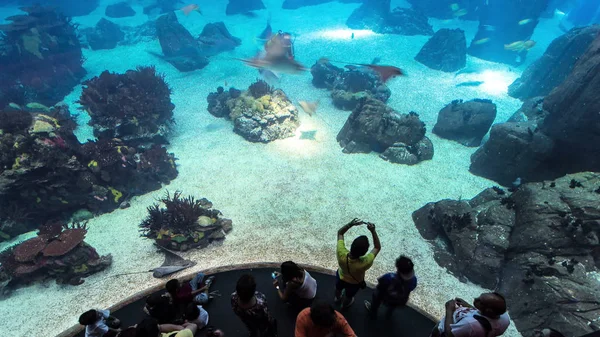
[0,0,566,335]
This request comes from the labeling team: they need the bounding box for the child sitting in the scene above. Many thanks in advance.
[184,303,209,330]
[79,309,121,337]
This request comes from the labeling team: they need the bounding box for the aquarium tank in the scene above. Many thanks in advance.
[0,0,599,336]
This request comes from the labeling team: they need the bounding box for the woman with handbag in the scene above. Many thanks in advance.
[334,218,381,308]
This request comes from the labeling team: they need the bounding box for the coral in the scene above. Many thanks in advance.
[248,79,273,99]
[12,236,48,262]
[108,186,123,203]
[21,28,42,59]
[0,111,33,133]
[42,227,86,257]
[79,66,174,143]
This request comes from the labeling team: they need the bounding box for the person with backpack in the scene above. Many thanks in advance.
[335,218,381,308]
[430,292,510,337]
[364,255,417,318]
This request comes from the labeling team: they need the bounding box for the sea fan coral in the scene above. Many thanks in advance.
[248,79,273,99]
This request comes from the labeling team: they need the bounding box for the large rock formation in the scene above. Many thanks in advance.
[197,22,241,57]
[19,0,99,17]
[226,0,265,15]
[337,98,433,165]
[155,12,209,72]
[468,0,550,65]
[105,2,136,18]
[508,25,600,100]
[412,172,600,337]
[415,29,467,72]
[432,99,496,147]
[85,18,124,50]
[346,0,434,36]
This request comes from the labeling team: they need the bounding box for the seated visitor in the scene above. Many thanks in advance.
[79,309,122,337]
[430,292,510,337]
[231,274,277,337]
[294,301,357,337]
[184,303,209,331]
[144,293,176,324]
[166,272,215,312]
[272,261,317,310]
[134,317,197,337]
[365,255,417,318]
[335,218,381,308]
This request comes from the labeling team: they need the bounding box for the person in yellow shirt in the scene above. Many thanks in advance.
[335,218,381,308]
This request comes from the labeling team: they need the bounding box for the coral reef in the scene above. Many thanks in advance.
[412,172,600,337]
[140,191,232,251]
[206,81,299,143]
[0,221,112,290]
[310,61,344,89]
[432,99,497,147]
[0,5,86,109]
[79,66,174,145]
[337,98,433,165]
[415,29,467,72]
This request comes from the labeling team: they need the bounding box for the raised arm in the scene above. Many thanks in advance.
[338,218,362,240]
[367,223,381,256]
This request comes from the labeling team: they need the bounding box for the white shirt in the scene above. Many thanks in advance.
[85,309,110,337]
[188,305,209,330]
[438,306,510,337]
[294,270,317,299]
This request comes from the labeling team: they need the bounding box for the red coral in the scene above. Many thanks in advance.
[12,236,49,262]
[42,228,86,257]
[14,263,44,277]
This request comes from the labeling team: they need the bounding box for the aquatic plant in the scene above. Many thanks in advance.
[79,66,174,143]
[248,79,273,99]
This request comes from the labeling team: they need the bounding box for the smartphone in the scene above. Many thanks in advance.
[271,272,277,279]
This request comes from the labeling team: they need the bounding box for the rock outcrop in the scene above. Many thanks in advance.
[197,22,241,57]
[415,29,467,72]
[412,172,600,337]
[155,12,209,72]
[225,0,265,15]
[86,18,124,50]
[432,99,496,147]
[337,98,433,165]
[508,25,600,100]
[105,2,136,18]
[346,0,433,36]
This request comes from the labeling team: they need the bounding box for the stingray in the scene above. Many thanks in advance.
[151,245,196,278]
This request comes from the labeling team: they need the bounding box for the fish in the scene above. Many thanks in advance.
[357,64,404,83]
[241,11,258,18]
[371,57,381,65]
[453,9,468,17]
[456,81,484,87]
[504,40,536,52]
[257,18,272,41]
[235,55,307,74]
[473,37,490,45]
[518,18,533,25]
[482,25,495,31]
[224,80,228,86]
[180,4,202,16]
[298,100,319,116]
[450,3,460,11]
[351,32,355,39]
[259,68,281,83]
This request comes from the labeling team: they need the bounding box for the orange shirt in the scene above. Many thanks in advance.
[294,308,356,337]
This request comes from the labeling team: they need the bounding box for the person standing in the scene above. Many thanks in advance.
[335,218,381,308]
[231,274,277,337]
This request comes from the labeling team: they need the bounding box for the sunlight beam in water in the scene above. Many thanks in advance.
[479,70,513,95]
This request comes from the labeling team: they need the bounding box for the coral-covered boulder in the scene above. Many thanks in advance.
[415,29,467,72]
[105,2,136,18]
[337,98,433,165]
[347,0,434,36]
[86,18,124,50]
[282,0,360,9]
[310,61,344,89]
[140,191,232,251]
[0,222,112,289]
[155,12,209,72]
[226,0,265,15]
[330,66,391,111]
[0,6,86,109]
[206,81,299,143]
[508,25,600,100]
[79,66,174,144]
[432,99,497,147]
[412,173,600,337]
[197,22,241,57]
[507,96,547,123]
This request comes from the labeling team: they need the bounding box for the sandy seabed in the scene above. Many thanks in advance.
[0,0,566,335]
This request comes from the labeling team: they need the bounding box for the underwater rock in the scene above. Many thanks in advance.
[337,98,433,165]
[415,28,467,72]
[143,0,178,16]
[507,96,548,123]
[197,22,241,57]
[121,20,157,45]
[347,0,434,36]
[105,2,136,18]
[310,61,344,90]
[508,25,600,100]
[140,191,231,252]
[155,12,209,72]
[406,0,483,20]
[19,0,99,17]
[79,66,174,145]
[0,222,112,290]
[206,81,300,143]
[225,0,265,15]
[470,121,554,186]
[0,5,86,109]
[412,172,600,337]
[330,66,391,111]
[282,0,360,9]
[86,18,124,50]
[433,99,497,147]
[467,0,548,65]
